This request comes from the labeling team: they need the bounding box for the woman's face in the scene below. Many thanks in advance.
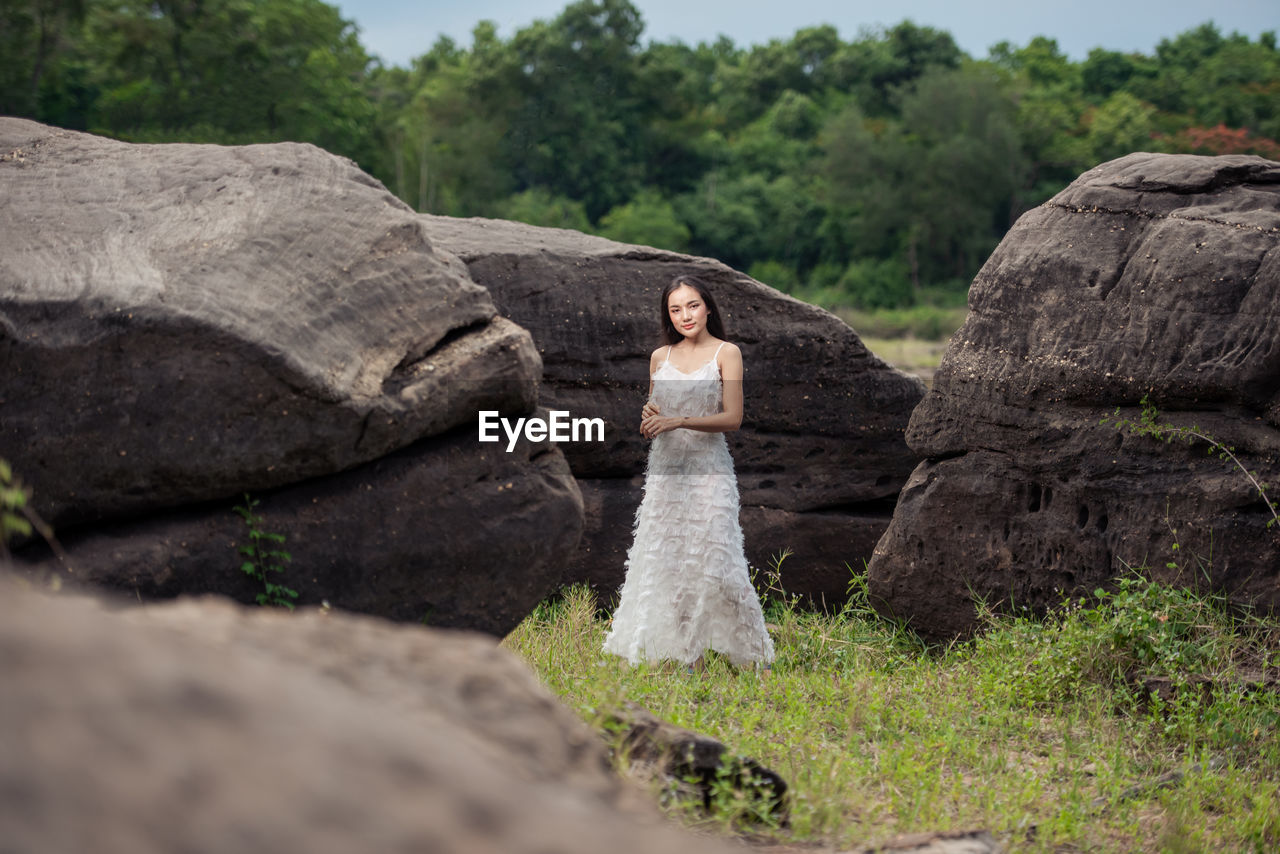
[667,283,709,340]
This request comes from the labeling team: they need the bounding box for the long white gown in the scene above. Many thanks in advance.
[602,344,775,667]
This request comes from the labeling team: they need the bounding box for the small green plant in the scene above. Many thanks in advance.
[699,759,787,831]
[1092,571,1226,684]
[233,493,297,610]
[1,458,33,555]
[750,546,800,617]
[1,458,66,567]
[1104,394,1280,530]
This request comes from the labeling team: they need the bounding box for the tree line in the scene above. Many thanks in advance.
[4,0,1278,309]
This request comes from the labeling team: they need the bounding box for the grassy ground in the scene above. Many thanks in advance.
[836,305,969,342]
[834,304,968,388]
[503,573,1280,853]
[859,337,949,387]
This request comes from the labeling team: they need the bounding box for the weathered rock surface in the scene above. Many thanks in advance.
[18,422,581,635]
[868,153,1280,638]
[0,578,741,854]
[1,120,582,632]
[421,215,924,604]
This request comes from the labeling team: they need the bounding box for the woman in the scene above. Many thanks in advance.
[602,275,775,672]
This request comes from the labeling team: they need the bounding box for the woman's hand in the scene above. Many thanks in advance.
[640,402,682,439]
[640,400,660,437]
[641,413,683,439]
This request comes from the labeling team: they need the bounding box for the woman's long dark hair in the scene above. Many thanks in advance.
[658,275,727,346]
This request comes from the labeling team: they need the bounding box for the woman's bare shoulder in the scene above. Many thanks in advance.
[717,340,743,361]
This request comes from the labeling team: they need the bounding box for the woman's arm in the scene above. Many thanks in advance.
[641,344,743,437]
[647,348,660,400]
[639,348,661,432]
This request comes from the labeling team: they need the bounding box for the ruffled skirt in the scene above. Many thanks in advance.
[602,431,775,667]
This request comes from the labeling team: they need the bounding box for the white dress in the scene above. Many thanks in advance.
[602,343,775,667]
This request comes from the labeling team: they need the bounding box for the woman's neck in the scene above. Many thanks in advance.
[677,332,716,348]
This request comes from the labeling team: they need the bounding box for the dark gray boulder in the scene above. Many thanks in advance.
[1,120,582,633]
[419,215,924,606]
[0,579,742,854]
[17,422,581,635]
[868,152,1280,638]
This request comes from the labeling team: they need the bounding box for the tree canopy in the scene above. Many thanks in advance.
[4,0,1277,309]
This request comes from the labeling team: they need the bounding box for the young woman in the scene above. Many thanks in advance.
[602,275,775,671]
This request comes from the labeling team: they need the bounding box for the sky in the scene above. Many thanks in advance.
[333,0,1280,68]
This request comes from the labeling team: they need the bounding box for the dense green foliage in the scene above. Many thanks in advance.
[5,0,1278,309]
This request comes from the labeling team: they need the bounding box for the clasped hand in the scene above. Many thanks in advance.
[640,400,681,439]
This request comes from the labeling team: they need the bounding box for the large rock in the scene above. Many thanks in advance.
[17,424,580,635]
[868,153,1280,638]
[0,578,741,854]
[420,215,924,605]
[0,119,582,633]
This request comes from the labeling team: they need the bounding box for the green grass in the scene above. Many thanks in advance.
[837,303,969,341]
[860,336,948,386]
[502,573,1280,852]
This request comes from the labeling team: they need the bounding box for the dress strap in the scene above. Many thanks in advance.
[662,345,673,365]
[711,341,726,363]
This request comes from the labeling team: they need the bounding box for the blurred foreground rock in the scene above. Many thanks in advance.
[0,578,741,854]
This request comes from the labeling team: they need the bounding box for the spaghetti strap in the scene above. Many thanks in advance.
[711,341,726,362]
[662,345,673,365]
